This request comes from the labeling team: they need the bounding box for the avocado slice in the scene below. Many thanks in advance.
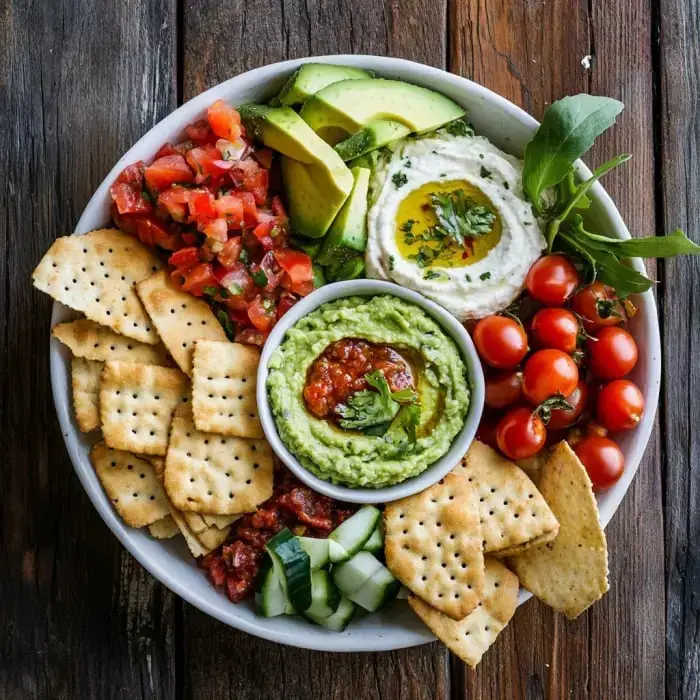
[325,256,366,282]
[300,79,465,143]
[281,156,351,239]
[317,167,370,266]
[239,104,353,203]
[291,236,323,260]
[334,120,411,161]
[277,63,375,107]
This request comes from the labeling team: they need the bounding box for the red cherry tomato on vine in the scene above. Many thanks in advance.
[485,371,523,409]
[530,307,579,353]
[472,316,528,369]
[525,255,580,306]
[546,378,589,430]
[522,349,579,405]
[570,281,625,331]
[496,406,547,460]
[596,379,645,431]
[588,326,638,379]
[573,436,625,491]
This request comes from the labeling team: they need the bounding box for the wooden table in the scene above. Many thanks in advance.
[1,1,697,698]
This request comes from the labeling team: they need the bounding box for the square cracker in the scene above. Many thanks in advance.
[457,441,559,557]
[168,504,210,557]
[100,360,190,455]
[164,404,273,515]
[508,441,609,619]
[149,515,180,539]
[384,471,485,620]
[196,523,232,551]
[192,340,263,438]
[90,442,170,527]
[202,513,239,529]
[409,558,519,668]
[72,357,102,432]
[136,270,227,375]
[53,318,171,365]
[32,229,162,344]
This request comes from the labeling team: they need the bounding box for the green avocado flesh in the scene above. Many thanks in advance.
[334,120,411,161]
[277,63,374,107]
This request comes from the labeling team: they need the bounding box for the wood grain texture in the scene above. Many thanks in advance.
[0,1,178,698]
[658,2,700,699]
[181,2,449,698]
[449,1,664,698]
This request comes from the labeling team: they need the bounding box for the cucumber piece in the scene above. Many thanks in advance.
[362,521,384,554]
[328,538,350,564]
[306,596,358,632]
[265,528,312,613]
[306,570,341,619]
[256,566,289,618]
[298,537,330,569]
[348,565,399,613]
[329,506,381,558]
[332,551,383,596]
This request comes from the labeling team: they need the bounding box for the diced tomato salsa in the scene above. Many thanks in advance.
[200,468,355,603]
[108,99,314,346]
[304,338,415,420]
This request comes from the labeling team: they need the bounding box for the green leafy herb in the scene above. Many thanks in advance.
[337,370,419,438]
[429,190,496,246]
[480,166,492,179]
[400,219,417,233]
[522,94,624,214]
[239,247,251,265]
[202,286,220,298]
[388,255,396,271]
[392,171,408,188]
[404,158,412,168]
[392,404,422,443]
[251,268,268,287]
[424,269,446,281]
[479,271,491,281]
[444,118,474,137]
[465,273,472,282]
[214,309,235,341]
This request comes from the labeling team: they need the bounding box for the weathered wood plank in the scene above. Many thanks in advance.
[450,1,664,698]
[657,2,700,698]
[180,2,449,698]
[0,1,178,698]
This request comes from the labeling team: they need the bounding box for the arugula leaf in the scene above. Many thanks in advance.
[429,190,495,246]
[523,95,624,213]
[576,226,700,258]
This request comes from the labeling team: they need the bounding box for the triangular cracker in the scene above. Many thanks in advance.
[508,441,609,619]
[136,270,227,375]
[164,404,273,515]
[71,357,102,432]
[384,471,485,620]
[53,318,172,365]
[457,441,559,556]
[149,515,180,539]
[99,360,190,455]
[192,340,263,438]
[90,442,170,527]
[32,229,162,344]
[201,513,240,529]
[409,558,519,668]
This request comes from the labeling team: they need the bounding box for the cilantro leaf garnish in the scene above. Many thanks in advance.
[214,309,235,341]
[429,189,496,246]
[392,171,408,188]
[251,268,268,287]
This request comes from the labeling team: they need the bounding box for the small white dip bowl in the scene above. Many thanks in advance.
[256,279,485,504]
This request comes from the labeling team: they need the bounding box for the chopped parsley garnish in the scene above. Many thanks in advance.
[337,371,420,439]
[251,268,268,287]
[239,247,251,264]
[392,171,408,188]
[429,190,496,246]
[479,271,492,281]
[404,158,412,168]
[478,153,484,160]
[202,286,219,298]
[444,118,474,137]
[400,219,417,233]
[465,273,472,282]
[388,255,396,271]
[504,181,510,190]
[480,166,492,179]
[214,309,235,341]
[423,269,445,281]
[439,173,447,177]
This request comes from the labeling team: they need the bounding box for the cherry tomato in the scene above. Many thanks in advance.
[573,436,625,491]
[588,326,638,379]
[472,316,528,369]
[530,307,579,353]
[476,413,501,450]
[485,371,523,409]
[570,281,624,331]
[547,378,589,430]
[496,406,547,460]
[522,349,579,405]
[525,255,580,306]
[597,379,645,431]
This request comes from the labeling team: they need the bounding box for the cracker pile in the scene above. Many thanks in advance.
[34,231,273,558]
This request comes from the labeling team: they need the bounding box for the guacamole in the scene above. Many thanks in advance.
[266,295,470,488]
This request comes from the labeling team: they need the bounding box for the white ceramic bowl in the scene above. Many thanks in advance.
[256,279,485,504]
[49,55,661,652]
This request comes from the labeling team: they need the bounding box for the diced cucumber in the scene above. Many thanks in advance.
[332,551,383,596]
[265,528,312,613]
[306,597,358,632]
[256,566,289,618]
[306,570,341,619]
[328,539,350,564]
[362,521,384,554]
[349,565,399,613]
[329,506,381,558]
[298,537,330,569]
